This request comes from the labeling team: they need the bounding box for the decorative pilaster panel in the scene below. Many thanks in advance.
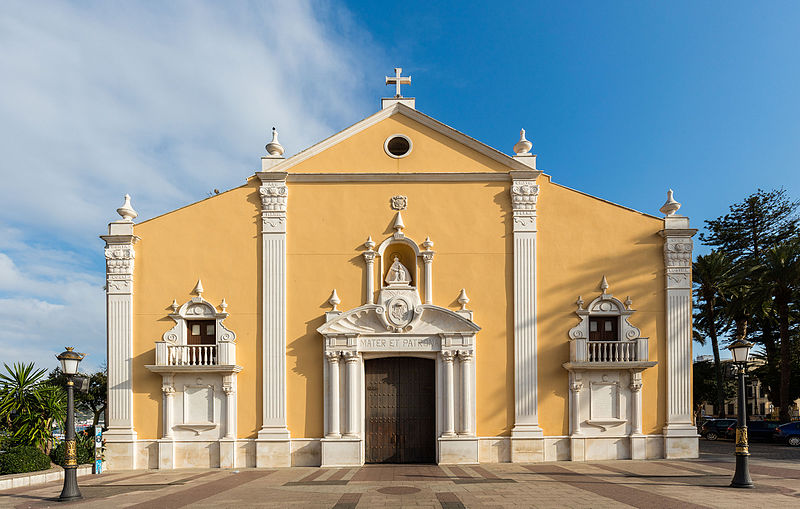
[510,176,543,439]
[442,351,456,437]
[162,375,175,439]
[101,219,139,471]
[363,251,376,305]
[660,214,699,459]
[326,351,341,438]
[457,350,473,436]
[343,352,360,438]
[257,176,290,440]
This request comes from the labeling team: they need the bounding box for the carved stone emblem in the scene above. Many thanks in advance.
[390,195,407,210]
[386,296,413,327]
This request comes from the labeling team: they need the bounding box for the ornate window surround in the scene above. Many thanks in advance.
[568,277,640,342]
[162,283,236,347]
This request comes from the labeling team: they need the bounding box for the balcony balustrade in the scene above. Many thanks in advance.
[154,341,236,367]
[570,337,649,364]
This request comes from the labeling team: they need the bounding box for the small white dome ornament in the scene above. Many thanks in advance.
[116,194,138,221]
[265,127,285,157]
[659,189,681,216]
[513,129,533,155]
[364,236,376,251]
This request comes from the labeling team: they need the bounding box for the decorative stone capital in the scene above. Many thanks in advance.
[630,371,643,392]
[343,351,360,363]
[442,350,456,362]
[510,179,538,232]
[458,350,473,363]
[326,350,341,363]
[421,251,435,263]
[363,250,377,263]
[569,381,583,392]
[162,384,175,395]
[259,180,288,233]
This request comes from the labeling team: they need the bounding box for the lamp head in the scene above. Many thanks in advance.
[56,347,85,375]
[727,338,753,365]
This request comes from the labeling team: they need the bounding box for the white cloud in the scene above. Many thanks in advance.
[0,1,382,371]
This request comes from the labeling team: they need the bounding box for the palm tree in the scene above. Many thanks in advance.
[760,239,800,422]
[693,251,735,417]
[0,363,65,452]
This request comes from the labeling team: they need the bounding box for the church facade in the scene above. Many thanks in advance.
[102,75,698,470]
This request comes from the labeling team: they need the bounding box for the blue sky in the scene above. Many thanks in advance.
[1,1,798,370]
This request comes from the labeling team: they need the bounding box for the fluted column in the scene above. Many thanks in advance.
[363,247,376,305]
[257,173,290,440]
[343,352,360,438]
[510,172,543,438]
[569,372,583,436]
[222,375,237,439]
[458,350,473,435]
[442,351,456,437]
[101,197,140,470]
[630,372,643,435]
[422,237,435,305]
[161,376,175,439]
[326,351,342,438]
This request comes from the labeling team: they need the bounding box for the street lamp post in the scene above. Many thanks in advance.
[56,347,85,502]
[728,338,754,489]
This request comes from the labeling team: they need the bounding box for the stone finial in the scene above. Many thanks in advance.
[393,211,405,234]
[171,299,179,313]
[116,194,138,221]
[513,128,533,155]
[600,275,609,295]
[193,279,204,296]
[364,236,376,251]
[329,289,341,311]
[624,296,633,310]
[457,288,470,310]
[576,296,584,310]
[265,127,285,157]
[422,236,434,250]
[220,298,228,312]
[659,189,681,216]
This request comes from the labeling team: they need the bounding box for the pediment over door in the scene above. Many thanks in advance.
[317,304,480,337]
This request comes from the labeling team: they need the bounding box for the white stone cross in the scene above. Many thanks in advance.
[385,67,411,98]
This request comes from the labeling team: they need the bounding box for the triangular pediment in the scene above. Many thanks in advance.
[261,104,532,175]
[318,304,480,336]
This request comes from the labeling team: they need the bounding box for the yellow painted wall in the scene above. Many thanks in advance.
[129,112,670,441]
[132,183,262,439]
[536,176,666,435]
[290,113,510,174]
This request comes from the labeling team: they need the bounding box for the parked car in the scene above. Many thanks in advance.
[774,421,800,447]
[700,418,737,440]
[725,420,781,441]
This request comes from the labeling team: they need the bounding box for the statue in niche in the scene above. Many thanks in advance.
[385,255,412,286]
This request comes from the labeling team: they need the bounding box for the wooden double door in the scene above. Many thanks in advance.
[365,357,436,463]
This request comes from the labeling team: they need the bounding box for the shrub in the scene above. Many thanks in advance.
[49,431,94,467]
[0,445,51,474]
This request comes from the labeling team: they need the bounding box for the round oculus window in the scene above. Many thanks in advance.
[384,134,412,158]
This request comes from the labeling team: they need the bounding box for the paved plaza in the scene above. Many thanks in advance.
[2,442,800,508]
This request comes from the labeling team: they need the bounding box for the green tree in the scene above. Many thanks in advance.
[0,363,65,452]
[47,367,107,426]
[693,251,735,417]
[693,359,736,420]
[760,239,800,421]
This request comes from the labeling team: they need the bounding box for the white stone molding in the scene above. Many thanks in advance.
[343,351,360,438]
[659,210,699,458]
[287,172,512,183]
[326,351,342,438]
[256,172,291,455]
[509,171,543,446]
[458,350,473,436]
[101,198,141,470]
[363,237,377,305]
[442,350,456,437]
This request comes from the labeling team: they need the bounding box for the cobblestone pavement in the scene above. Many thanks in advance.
[2,442,800,508]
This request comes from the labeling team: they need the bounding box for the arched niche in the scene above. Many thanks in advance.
[380,241,418,288]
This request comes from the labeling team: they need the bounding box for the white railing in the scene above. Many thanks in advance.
[570,337,649,363]
[155,341,235,366]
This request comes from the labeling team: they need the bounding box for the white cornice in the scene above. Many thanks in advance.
[257,103,534,175]
[286,172,513,183]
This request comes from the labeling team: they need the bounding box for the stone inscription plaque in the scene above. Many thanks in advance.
[358,336,439,352]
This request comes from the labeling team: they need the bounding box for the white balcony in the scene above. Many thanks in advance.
[149,341,238,373]
[566,337,655,369]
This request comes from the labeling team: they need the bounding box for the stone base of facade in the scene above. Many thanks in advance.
[320,438,362,467]
[256,438,291,467]
[106,434,694,470]
[438,437,479,464]
[104,429,137,470]
[663,425,700,459]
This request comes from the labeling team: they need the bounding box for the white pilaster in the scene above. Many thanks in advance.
[422,251,434,305]
[458,351,473,435]
[660,210,699,459]
[629,371,646,459]
[442,350,456,437]
[326,351,341,438]
[101,207,139,470]
[343,352,360,438]
[569,372,583,436]
[256,171,291,467]
[162,375,175,439]
[509,171,544,449]
[363,249,376,305]
[223,375,237,439]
